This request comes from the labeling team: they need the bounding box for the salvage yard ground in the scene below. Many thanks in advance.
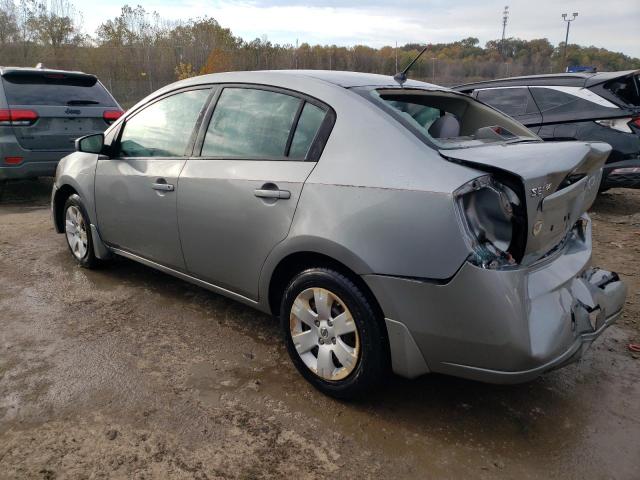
[0,179,639,479]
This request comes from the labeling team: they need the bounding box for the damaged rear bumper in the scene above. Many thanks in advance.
[364,215,627,383]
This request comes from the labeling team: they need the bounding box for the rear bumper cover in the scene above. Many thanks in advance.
[0,160,59,180]
[365,216,627,383]
[602,158,640,189]
[1,138,70,180]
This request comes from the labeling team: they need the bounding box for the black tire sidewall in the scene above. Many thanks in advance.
[280,268,386,399]
[63,194,98,268]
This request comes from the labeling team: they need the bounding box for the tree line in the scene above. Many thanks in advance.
[1,1,639,107]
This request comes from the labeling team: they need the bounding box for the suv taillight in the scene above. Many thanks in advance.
[0,109,39,126]
[103,110,123,124]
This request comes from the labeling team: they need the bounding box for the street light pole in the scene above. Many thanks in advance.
[501,6,509,59]
[561,12,578,61]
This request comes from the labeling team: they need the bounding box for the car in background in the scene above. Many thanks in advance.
[51,70,626,398]
[454,70,640,190]
[0,66,122,184]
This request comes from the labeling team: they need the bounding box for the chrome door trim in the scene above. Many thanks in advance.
[109,247,259,307]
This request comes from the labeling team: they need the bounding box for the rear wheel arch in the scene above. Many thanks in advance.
[267,251,387,329]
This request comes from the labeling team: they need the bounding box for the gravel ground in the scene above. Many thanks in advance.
[0,178,639,479]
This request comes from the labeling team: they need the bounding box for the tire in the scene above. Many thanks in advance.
[63,194,100,269]
[280,268,388,399]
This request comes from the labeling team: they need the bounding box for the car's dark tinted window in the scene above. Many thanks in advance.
[1,75,116,106]
[119,89,210,157]
[529,88,575,112]
[202,88,301,159]
[604,74,640,107]
[289,102,327,159]
[476,88,537,116]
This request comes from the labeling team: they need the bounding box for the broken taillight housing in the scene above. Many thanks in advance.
[454,175,523,269]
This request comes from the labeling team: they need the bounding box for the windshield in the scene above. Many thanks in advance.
[364,88,539,149]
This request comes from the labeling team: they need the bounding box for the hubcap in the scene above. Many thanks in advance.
[65,205,88,260]
[289,288,360,381]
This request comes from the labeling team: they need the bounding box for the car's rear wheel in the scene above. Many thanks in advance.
[63,194,99,268]
[280,268,387,399]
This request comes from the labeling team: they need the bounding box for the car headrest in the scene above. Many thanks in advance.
[428,113,461,138]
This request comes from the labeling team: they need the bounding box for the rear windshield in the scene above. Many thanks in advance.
[604,74,640,107]
[363,88,538,150]
[1,74,116,107]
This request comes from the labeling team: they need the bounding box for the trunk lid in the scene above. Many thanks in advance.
[9,104,109,151]
[441,141,611,264]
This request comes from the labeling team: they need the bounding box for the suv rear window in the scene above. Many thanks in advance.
[604,74,640,107]
[1,73,116,107]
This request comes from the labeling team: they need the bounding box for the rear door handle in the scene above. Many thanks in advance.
[152,182,175,192]
[254,188,291,200]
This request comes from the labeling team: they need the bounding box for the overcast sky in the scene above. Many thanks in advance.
[84,0,640,58]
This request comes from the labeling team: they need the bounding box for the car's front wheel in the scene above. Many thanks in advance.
[280,268,388,399]
[63,194,99,268]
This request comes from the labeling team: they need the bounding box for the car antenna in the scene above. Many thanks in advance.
[393,45,429,87]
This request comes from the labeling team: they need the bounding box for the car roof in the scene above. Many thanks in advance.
[0,66,97,80]
[176,69,445,90]
[453,69,639,91]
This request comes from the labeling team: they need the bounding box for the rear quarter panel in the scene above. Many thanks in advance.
[258,85,483,309]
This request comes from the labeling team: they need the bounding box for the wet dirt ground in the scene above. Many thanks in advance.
[0,178,639,479]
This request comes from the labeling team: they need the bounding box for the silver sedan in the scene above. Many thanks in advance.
[51,70,626,398]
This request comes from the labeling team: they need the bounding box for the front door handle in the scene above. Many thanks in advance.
[152,181,175,192]
[254,187,291,200]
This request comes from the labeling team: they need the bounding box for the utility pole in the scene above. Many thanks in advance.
[500,6,509,59]
[431,57,436,83]
[395,41,398,73]
[561,12,578,62]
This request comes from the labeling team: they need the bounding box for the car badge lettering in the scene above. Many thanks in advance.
[530,183,552,197]
[65,108,81,115]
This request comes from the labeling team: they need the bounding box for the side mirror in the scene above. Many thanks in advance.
[75,133,104,154]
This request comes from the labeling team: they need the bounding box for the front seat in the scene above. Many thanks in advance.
[428,113,460,138]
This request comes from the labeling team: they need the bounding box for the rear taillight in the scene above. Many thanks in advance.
[103,110,123,124]
[0,109,39,126]
[453,175,524,269]
[631,117,640,129]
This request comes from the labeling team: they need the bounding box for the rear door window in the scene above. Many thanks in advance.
[476,88,537,116]
[1,74,116,106]
[119,89,210,157]
[529,88,575,112]
[288,102,327,159]
[202,87,301,159]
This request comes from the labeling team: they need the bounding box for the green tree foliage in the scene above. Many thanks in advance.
[1,1,638,107]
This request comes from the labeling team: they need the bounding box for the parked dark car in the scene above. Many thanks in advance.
[0,66,122,184]
[454,70,640,190]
